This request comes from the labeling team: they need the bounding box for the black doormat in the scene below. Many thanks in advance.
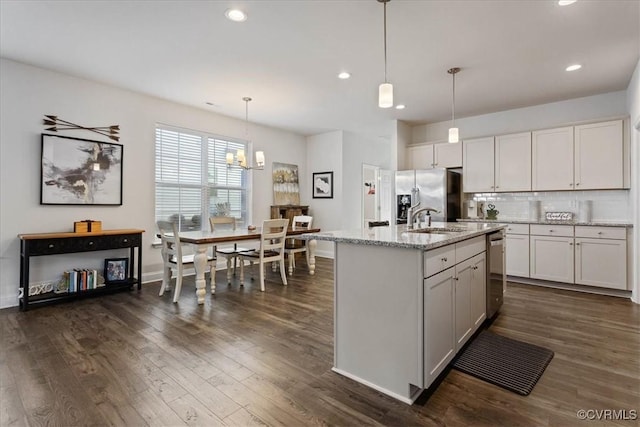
[453,331,554,396]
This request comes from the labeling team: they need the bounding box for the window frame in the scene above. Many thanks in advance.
[154,124,253,233]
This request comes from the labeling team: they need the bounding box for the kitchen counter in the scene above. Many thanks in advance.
[299,223,503,404]
[457,218,633,227]
[299,221,505,250]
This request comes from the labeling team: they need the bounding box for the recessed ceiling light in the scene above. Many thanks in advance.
[558,0,577,5]
[225,9,247,22]
[395,104,405,110]
[566,64,582,72]
[338,72,351,79]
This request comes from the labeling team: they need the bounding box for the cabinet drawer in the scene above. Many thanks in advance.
[455,235,486,263]
[505,223,529,235]
[425,245,456,277]
[530,224,574,237]
[574,226,626,240]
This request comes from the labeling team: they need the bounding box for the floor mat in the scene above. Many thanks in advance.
[453,330,554,396]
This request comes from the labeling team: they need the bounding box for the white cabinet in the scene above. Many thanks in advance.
[408,142,462,170]
[424,267,456,385]
[530,225,575,284]
[408,145,433,170]
[574,226,627,290]
[532,127,574,191]
[574,120,623,190]
[463,133,530,193]
[434,142,462,168]
[505,224,530,278]
[469,253,487,331]
[495,132,532,192]
[462,137,494,192]
[454,252,486,351]
[532,120,624,191]
[424,236,486,387]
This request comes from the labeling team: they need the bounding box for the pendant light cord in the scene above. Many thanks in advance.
[243,96,251,141]
[383,1,388,83]
[451,71,455,125]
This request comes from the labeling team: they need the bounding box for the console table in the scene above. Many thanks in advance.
[18,229,144,311]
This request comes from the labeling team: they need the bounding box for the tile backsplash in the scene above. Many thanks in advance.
[465,190,632,222]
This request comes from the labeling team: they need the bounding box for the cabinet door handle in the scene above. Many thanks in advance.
[597,232,603,235]
[495,185,499,189]
[549,229,554,233]
[442,257,448,262]
[48,244,54,248]
[576,183,580,186]
[569,242,573,246]
[575,242,580,246]
[123,238,129,243]
[88,241,94,246]
[569,183,574,186]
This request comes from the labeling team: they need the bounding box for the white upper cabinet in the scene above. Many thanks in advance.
[407,145,434,170]
[408,142,462,170]
[532,127,574,191]
[463,137,495,193]
[574,120,623,190]
[495,132,531,192]
[434,142,462,169]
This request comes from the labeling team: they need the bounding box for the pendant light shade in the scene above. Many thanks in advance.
[448,67,461,143]
[378,0,393,108]
[379,83,393,108]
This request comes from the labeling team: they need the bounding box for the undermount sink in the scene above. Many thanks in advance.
[407,227,467,234]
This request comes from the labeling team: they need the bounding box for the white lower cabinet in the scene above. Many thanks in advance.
[455,252,487,351]
[424,268,456,385]
[574,225,627,290]
[530,235,574,283]
[505,224,530,277]
[424,239,486,387]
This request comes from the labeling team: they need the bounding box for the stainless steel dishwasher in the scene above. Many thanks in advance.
[487,230,506,319]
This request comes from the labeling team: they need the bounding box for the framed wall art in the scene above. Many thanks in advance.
[312,171,333,199]
[40,133,123,205]
[272,162,300,205]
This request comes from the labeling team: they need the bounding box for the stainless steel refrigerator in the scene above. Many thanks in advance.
[395,169,462,224]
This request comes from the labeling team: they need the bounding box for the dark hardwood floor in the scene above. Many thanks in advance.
[2,258,639,426]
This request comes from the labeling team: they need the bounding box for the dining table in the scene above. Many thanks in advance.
[174,226,321,304]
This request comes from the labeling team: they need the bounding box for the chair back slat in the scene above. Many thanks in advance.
[292,215,313,230]
[209,216,237,231]
[157,220,183,261]
[260,218,289,254]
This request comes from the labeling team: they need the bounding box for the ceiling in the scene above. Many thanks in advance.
[1,0,638,138]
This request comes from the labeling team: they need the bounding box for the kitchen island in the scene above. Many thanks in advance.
[299,222,505,404]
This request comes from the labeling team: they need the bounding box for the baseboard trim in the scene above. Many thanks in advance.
[507,276,632,299]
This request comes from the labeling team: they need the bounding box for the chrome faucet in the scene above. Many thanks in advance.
[409,207,440,229]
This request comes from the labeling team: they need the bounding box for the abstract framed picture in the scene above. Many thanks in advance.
[272,162,300,205]
[312,171,333,199]
[40,133,123,205]
[104,257,129,284]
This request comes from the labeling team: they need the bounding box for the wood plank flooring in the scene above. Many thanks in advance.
[1,258,639,426]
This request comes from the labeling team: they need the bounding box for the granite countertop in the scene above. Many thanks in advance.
[457,218,633,228]
[298,222,506,250]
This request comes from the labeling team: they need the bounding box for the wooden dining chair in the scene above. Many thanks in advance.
[209,216,249,285]
[238,218,289,292]
[157,220,215,302]
[283,215,313,275]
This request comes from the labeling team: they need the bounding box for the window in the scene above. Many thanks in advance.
[155,126,250,231]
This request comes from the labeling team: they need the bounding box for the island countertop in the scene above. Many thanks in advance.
[299,221,506,251]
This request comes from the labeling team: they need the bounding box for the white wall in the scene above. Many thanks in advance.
[394,120,412,170]
[306,131,343,257]
[626,58,640,303]
[0,58,306,308]
[412,91,628,143]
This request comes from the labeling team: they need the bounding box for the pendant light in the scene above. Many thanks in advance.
[226,97,265,170]
[378,0,393,108]
[448,67,460,143]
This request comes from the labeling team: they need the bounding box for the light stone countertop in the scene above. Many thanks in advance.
[456,218,633,228]
[298,222,506,250]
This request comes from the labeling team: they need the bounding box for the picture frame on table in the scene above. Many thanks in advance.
[40,133,123,205]
[104,258,129,284]
[312,171,333,199]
